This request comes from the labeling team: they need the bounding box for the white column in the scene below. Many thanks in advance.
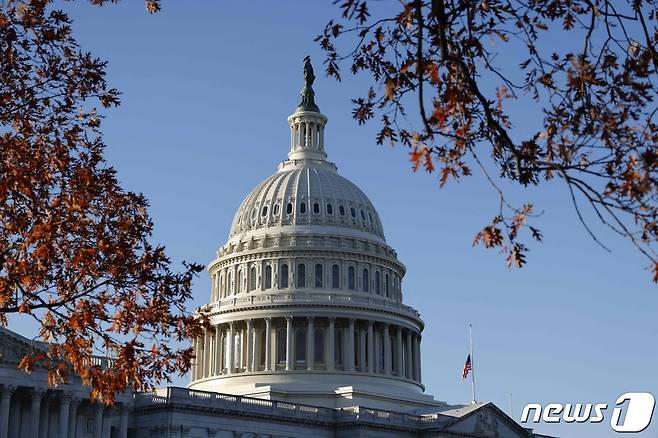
[58,393,71,438]
[411,333,419,381]
[227,322,235,374]
[359,327,366,372]
[38,396,50,438]
[367,321,374,373]
[405,331,413,379]
[306,317,314,371]
[93,403,103,438]
[214,324,224,376]
[29,389,43,438]
[346,319,355,372]
[383,324,392,375]
[327,318,335,371]
[246,319,253,372]
[416,334,422,382]
[0,386,14,438]
[396,326,403,376]
[251,325,259,371]
[68,399,79,438]
[285,317,293,371]
[264,318,272,371]
[119,405,129,438]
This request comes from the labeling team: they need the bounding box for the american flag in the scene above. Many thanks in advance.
[461,354,472,380]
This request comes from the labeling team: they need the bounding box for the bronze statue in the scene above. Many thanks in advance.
[297,56,319,112]
[303,55,315,87]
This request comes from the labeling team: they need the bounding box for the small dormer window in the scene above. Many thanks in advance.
[300,202,307,214]
[327,204,333,215]
[339,205,345,216]
[286,202,293,214]
[313,202,320,214]
[262,206,268,216]
[368,212,373,222]
[350,207,356,218]
[273,204,280,215]
[360,210,366,221]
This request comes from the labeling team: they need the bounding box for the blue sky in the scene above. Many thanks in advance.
[11,1,657,437]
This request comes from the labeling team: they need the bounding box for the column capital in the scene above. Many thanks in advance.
[265,316,272,322]
[0,386,15,398]
[306,316,314,322]
[228,321,235,329]
[285,316,292,322]
[29,387,46,398]
[367,319,374,327]
[328,316,336,323]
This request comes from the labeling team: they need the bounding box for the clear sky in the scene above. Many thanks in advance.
[11,1,657,437]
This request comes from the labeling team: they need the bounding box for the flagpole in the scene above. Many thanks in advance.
[469,323,476,404]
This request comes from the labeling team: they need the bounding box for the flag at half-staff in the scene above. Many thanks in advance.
[461,354,472,380]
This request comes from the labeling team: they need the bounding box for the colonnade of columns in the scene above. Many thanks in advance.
[0,385,129,438]
[192,317,422,384]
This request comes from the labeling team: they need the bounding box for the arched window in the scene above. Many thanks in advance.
[261,206,268,216]
[348,266,355,290]
[297,264,306,288]
[375,271,381,295]
[286,202,293,214]
[362,268,369,292]
[385,273,390,297]
[313,202,320,214]
[277,328,286,365]
[300,202,307,214]
[331,264,340,289]
[339,205,345,216]
[350,207,356,218]
[360,209,366,220]
[314,328,324,364]
[264,265,272,289]
[237,270,243,293]
[259,330,266,369]
[249,267,257,291]
[314,263,323,288]
[273,204,280,215]
[280,264,289,289]
[335,329,343,367]
[295,328,306,364]
[326,204,333,215]
[227,272,232,295]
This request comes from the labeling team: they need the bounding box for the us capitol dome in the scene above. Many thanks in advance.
[189,58,435,412]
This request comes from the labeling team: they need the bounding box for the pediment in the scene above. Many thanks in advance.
[442,404,532,438]
[0,327,46,365]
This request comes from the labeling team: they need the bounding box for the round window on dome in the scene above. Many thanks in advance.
[326,203,333,215]
[313,202,320,214]
[339,205,345,216]
[300,202,307,214]
[273,204,280,215]
[262,206,268,216]
[286,202,293,215]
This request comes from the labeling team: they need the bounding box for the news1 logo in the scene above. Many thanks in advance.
[521,392,655,433]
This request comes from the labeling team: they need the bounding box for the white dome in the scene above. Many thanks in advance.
[192,64,426,409]
[229,160,385,242]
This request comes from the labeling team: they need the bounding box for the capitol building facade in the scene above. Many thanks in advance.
[0,62,553,438]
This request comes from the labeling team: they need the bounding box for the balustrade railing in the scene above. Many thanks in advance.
[204,291,420,319]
